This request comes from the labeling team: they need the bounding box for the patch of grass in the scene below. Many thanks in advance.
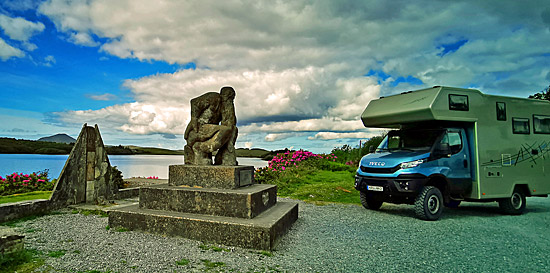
[259,250,273,257]
[24,228,42,233]
[116,227,129,232]
[47,250,66,258]
[201,259,225,269]
[73,250,81,254]
[105,225,110,231]
[274,169,360,205]
[1,214,42,227]
[0,249,44,273]
[175,258,190,266]
[0,191,52,204]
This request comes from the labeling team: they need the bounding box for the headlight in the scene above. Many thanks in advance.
[400,158,427,169]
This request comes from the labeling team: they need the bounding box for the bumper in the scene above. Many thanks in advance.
[354,174,428,196]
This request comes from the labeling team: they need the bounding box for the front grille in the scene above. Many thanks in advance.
[360,178,387,186]
[360,165,400,174]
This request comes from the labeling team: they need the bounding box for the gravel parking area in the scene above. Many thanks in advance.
[10,197,550,272]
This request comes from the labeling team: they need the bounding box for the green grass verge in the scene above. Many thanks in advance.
[274,170,360,205]
[0,249,44,273]
[0,191,52,204]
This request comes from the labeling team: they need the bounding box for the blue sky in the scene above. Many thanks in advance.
[1,0,549,153]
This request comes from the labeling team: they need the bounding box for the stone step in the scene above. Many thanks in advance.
[139,184,277,219]
[108,201,298,250]
[169,165,255,189]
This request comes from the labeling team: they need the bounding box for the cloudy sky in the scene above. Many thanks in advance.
[1,0,549,153]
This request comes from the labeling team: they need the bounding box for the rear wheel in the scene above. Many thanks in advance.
[414,186,443,221]
[499,187,526,215]
[360,191,383,210]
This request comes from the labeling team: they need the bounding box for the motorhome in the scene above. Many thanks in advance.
[355,86,550,220]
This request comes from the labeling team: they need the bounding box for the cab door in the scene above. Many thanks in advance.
[437,129,472,194]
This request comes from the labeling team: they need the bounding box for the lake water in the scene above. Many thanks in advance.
[0,154,268,179]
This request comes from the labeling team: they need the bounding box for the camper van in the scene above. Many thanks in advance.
[355,86,549,220]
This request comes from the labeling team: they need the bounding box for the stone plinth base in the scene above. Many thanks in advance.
[109,164,298,250]
[140,184,277,219]
[169,165,254,189]
[109,201,298,250]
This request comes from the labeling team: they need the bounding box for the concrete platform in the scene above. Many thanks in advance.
[139,184,277,218]
[108,201,298,250]
[169,165,255,189]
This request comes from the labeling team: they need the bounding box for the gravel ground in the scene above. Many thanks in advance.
[10,197,550,272]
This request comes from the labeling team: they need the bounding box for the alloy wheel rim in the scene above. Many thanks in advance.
[428,195,440,214]
[511,193,522,209]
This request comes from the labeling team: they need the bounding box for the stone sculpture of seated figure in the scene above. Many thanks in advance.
[183,86,238,166]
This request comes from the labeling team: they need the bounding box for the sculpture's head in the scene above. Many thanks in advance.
[220,86,236,101]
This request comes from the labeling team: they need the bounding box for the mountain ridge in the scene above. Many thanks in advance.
[38,133,76,144]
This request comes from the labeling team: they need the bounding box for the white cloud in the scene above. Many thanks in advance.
[38,0,550,151]
[68,32,99,47]
[86,93,116,101]
[265,133,297,142]
[0,14,45,42]
[0,38,24,60]
[308,132,379,141]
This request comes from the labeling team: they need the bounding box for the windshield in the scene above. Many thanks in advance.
[376,129,444,152]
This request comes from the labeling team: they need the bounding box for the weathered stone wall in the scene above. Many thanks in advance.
[0,199,51,223]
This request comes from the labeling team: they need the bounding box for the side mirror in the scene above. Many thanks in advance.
[368,145,375,153]
[435,143,451,157]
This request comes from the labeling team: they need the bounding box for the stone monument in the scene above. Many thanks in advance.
[109,87,298,250]
[184,86,238,166]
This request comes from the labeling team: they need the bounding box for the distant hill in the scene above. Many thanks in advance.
[38,134,76,144]
[0,135,271,158]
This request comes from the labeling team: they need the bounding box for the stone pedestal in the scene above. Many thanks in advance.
[169,165,254,189]
[108,165,297,250]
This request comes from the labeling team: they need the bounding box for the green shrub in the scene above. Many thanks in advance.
[0,170,54,196]
[110,166,124,189]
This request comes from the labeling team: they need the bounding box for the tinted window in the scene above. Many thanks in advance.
[496,102,506,121]
[440,132,462,154]
[533,115,550,134]
[512,118,530,134]
[449,94,469,111]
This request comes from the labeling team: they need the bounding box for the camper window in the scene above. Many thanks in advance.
[449,94,469,111]
[512,118,530,134]
[496,102,506,121]
[533,115,550,134]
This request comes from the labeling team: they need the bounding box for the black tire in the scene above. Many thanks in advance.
[360,191,383,210]
[445,200,461,208]
[499,187,526,215]
[414,186,443,221]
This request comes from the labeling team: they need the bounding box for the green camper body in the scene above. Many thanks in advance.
[356,86,549,219]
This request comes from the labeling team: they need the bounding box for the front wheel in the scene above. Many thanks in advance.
[360,191,383,210]
[414,186,443,221]
[499,187,526,215]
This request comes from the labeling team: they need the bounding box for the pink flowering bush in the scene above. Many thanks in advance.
[0,169,55,196]
[255,149,351,184]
